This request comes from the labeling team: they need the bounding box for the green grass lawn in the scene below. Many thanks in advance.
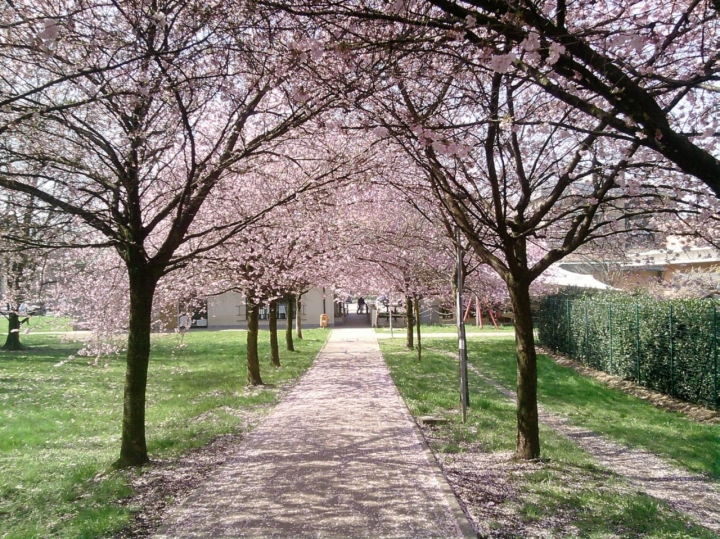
[374,323,515,333]
[0,329,327,539]
[0,314,74,335]
[427,336,720,481]
[380,337,718,538]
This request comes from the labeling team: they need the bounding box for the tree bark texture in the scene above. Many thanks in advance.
[269,300,280,367]
[405,296,414,349]
[285,294,295,352]
[508,281,541,460]
[2,312,26,350]
[246,300,263,385]
[414,297,422,362]
[295,294,303,340]
[115,268,157,468]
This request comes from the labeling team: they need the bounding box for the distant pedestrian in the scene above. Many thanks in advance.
[357,297,366,314]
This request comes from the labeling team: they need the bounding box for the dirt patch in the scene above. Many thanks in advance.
[441,450,533,538]
[538,346,720,424]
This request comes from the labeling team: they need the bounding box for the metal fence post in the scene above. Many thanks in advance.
[669,304,675,397]
[635,302,641,384]
[566,298,572,354]
[608,303,613,375]
[550,298,560,350]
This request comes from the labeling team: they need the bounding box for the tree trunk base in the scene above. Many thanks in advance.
[511,452,543,462]
[4,314,27,350]
[111,454,150,469]
[2,341,28,351]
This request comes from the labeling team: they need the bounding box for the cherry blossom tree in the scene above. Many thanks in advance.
[0,0,340,467]
[0,187,80,349]
[378,74,697,458]
[287,18,703,457]
[184,129,379,384]
[271,0,720,198]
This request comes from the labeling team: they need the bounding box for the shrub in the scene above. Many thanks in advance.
[537,292,719,409]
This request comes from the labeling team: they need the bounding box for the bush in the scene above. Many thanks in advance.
[537,292,719,409]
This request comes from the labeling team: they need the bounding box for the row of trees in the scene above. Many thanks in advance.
[1,0,718,465]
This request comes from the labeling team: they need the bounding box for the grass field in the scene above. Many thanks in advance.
[0,328,327,539]
[374,324,515,333]
[0,314,74,336]
[380,335,719,537]
[428,336,720,480]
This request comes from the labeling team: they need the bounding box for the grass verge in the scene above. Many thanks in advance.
[380,337,717,538]
[428,336,720,481]
[0,329,327,538]
[374,324,515,334]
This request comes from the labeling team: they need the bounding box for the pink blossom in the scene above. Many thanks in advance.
[490,52,516,73]
[547,43,565,65]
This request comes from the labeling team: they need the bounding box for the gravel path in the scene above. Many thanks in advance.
[464,361,720,534]
[154,328,473,539]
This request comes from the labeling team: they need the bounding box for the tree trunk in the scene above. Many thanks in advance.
[3,312,27,350]
[508,280,541,460]
[414,297,422,362]
[295,293,303,340]
[246,300,263,385]
[114,268,157,468]
[269,300,280,367]
[405,296,414,349]
[285,294,295,352]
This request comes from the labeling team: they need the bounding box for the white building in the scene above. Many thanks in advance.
[178,287,336,329]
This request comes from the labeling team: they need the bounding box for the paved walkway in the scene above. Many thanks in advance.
[155,328,473,539]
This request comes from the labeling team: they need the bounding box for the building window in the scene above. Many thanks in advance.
[178,299,208,328]
[258,301,288,320]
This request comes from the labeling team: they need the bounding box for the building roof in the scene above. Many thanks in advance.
[560,242,720,274]
[545,266,616,289]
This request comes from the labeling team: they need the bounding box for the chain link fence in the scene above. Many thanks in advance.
[537,293,719,410]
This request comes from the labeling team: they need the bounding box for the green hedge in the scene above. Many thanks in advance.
[537,293,719,410]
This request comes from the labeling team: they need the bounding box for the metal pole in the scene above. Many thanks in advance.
[566,298,571,355]
[456,227,469,423]
[584,300,589,363]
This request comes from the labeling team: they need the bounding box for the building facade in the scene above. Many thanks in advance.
[178,287,336,330]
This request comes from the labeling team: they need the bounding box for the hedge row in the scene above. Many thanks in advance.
[537,293,719,410]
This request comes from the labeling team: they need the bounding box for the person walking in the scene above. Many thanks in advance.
[357,297,366,314]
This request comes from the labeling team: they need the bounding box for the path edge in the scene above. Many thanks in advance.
[375,334,478,539]
[407,412,478,539]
